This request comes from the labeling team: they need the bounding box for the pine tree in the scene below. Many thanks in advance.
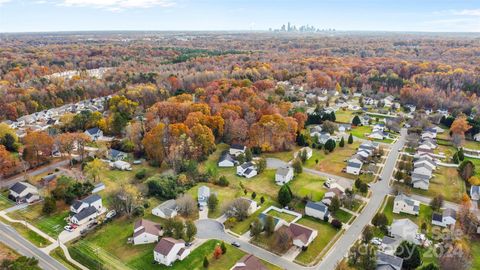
[203,256,209,268]
[278,185,292,207]
[339,137,345,147]
[352,115,361,126]
[348,133,353,144]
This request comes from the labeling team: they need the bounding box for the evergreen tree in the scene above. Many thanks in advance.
[352,115,361,126]
[220,241,227,254]
[458,148,465,161]
[396,241,422,270]
[278,185,292,207]
[324,139,336,152]
[245,148,253,162]
[339,137,345,147]
[348,133,353,144]
[203,256,209,268]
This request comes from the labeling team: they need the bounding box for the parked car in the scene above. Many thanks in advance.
[106,210,117,219]
[133,160,142,165]
[231,242,241,247]
[80,229,88,235]
[64,225,74,232]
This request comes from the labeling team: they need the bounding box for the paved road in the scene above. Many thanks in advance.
[0,222,67,270]
[266,158,288,169]
[196,219,302,270]
[303,168,354,190]
[0,159,69,188]
[314,128,407,270]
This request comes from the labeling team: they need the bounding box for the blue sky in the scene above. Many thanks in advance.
[0,0,479,32]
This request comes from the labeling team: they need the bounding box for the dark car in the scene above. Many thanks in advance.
[231,242,241,247]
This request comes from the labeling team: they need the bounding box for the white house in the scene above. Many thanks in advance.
[288,223,318,248]
[346,157,363,175]
[70,206,98,225]
[152,200,178,219]
[70,194,103,214]
[474,133,480,142]
[368,130,386,140]
[238,197,258,215]
[305,201,329,221]
[229,144,246,157]
[294,147,313,160]
[84,127,103,141]
[470,185,480,201]
[275,166,294,185]
[111,160,132,171]
[132,219,163,245]
[198,186,210,207]
[432,208,456,228]
[9,182,40,203]
[153,237,190,266]
[107,149,128,161]
[237,162,257,178]
[390,218,419,244]
[218,152,237,167]
[393,194,420,216]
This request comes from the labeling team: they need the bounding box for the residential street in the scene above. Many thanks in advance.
[0,222,67,270]
[0,159,69,188]
[314,128,407,270]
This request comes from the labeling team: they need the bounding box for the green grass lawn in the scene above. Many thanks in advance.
[262,147,299,162]
[382,196,433,232]
[265,209,297,223]
[333,209,353,223]
[472,241,480,269]
[0,193,14,210]
[7,202,69,238]
[464,140,480,150]
[395,167,465,203]
[335,110,357,123]
[295,217,340,264]
[228,199,276,235]
[305,143,360,179]
[350,126,373,140]
[51,247,83,270]
[186,183,242,219]
[289,173,327,201]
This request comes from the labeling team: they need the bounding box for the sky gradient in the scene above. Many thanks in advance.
[0,0,479,33]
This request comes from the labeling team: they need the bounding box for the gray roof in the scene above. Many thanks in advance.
[109,149,126,158]
[306,201,328,213]
[443,208,456,219]
[240,162,254,170]
[10,182,27,194]
[376,252,403,270]
[394,194,417,206]
[85,127,101,135]
[71,200,84,211]
[276,166,292,177]
[432,212,443,222]
[244,168,253,175]
[347,161,362,168]
[83,194,102,204]
[72,206,98,222]
[230,144,245,150]
[156,200,177,216]
[258,213,280,227]
[219,152,235,163]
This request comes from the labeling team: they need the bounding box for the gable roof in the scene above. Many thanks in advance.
[109,149,127,158]
[10,182,28,194]
[347,161,362,168]
[288,223,315,244]
[230,144,246,151]
[85,127,101,135]
[443,208,456,219]
[276,166,292,177]
[240,162,254,170]
[432,212,443,223]
[133,219,162,238]
[154,237,184,256]
[219,152,236,163]
[394,194,418,207]
[72,206,98,222]
[377,252,403,270]
[231,254,267,270]
[306,201,328,213]
[83,194,102,204]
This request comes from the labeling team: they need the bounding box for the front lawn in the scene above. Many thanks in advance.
[295,217,340,264]
[472,241,480,269]
[265,209,297,223]
[228,199,276,235]
[350,126,373,140]
[7,202,69,238]
[332,209,353,223]
[464,140,480,151]
[289,172,327,201]
[0,192,14,210]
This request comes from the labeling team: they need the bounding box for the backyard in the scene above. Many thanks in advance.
[304,142,360,179]
[289,172,327,201]
[265,209,298,223]
[382,196,433,231]
[294,217,340,264]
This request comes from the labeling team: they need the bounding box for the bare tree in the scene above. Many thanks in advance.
[176,194,197,217]
[223,198,251,221]
[271,226,293,253]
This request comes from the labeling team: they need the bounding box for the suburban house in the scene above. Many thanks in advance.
[411,168,432,190]
[414,159,436,171]
[153,237,190,266]
[470,185,480,201]
[305,201,329,221]
[70,194,103,225]
[9,182,40,204]
[152,200,178,219]
[107,149,128,161]
[92,182,105,193]
[275,166,294,185]
[474,132,480,142]
[376,252,403,270]
[218,152,237,167]
[287,223,318,248]
[198,186,210,207]
[294,147,313,160]
[322,184,345,206]
[432,208,456,228]
[238,197,258,215]
[229,144,246,157]
[84,127,103,141]
[381,236,402,255]
[346,157,363,175]
[393,194,420,216]
[237,162,258,178]
[111,160,132,171]
[132,219,163,245]
[230,254,267,270]
[309,125,323,138]
[359,141,379,152]
[338,124,351,133]
[390,218,419,244]
[368,130,387,140]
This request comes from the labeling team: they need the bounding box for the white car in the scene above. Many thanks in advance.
[64,225,74,232]
[106,210,117,219]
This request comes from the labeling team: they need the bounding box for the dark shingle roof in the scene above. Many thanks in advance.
[154,237,184,256]
[377,252,403,270]
[85,127,101,135]
[72,206,97,222]
[347,161,361,168]
[432,212,443,222]
[10,182,27,194]
[306,201,328,213]
[230,144,245,150]
[83,194,101,204]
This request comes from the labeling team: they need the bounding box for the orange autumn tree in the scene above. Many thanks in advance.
[450,115,471,147]
[249,114,298,152]
[23,131,54,166]
[0,145,17,177]
[142,123,166,166]
[213,245,223,259]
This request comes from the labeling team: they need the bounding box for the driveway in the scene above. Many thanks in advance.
[195,219,307,270]
[266,158,287,169]
[1,159,69,188]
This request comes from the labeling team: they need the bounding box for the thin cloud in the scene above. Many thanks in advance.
[453,9,480,16]
[0,0,11,6]
[57,0,176,11]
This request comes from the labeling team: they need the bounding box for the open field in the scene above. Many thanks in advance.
[350,126,372,140]
[305,143,360,179]
[295,217,340,264]
[335,110,357,123]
